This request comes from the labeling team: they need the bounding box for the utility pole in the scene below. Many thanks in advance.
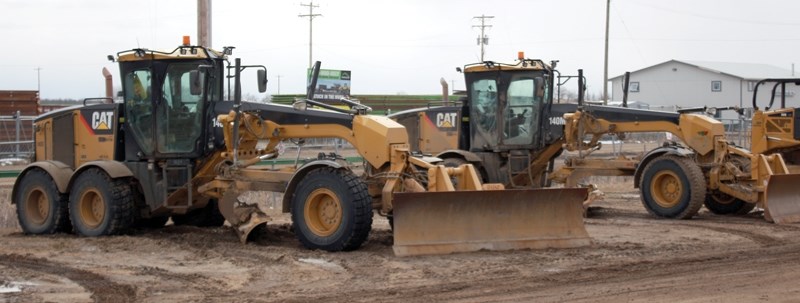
[276,75,282,94]
[34,67,42,95]
[299,2,322,69]
[472,15,494,62]
[603,0,611,105]
[197,0,212,47]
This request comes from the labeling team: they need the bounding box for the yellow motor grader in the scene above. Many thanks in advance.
[391,54,800,223]
[10,40,590,256]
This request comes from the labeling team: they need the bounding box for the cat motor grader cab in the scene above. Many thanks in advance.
[11,39,590,256]
[392,54,800,223]
[390,53,594,189]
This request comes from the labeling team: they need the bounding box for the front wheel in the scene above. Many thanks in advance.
[69,168,135,236]
[290,167,372,251]
[15,169,70,234]
[639,155,706,219]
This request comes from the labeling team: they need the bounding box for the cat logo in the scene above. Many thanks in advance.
[80,108,116,135]
[436,112,457,129]
[92,111,114,130]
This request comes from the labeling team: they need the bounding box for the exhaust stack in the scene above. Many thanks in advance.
[440,77,449,105]
[102,67,113,101]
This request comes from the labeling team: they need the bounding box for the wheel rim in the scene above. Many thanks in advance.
[650,170,683,208]
[303,188,343,237]
[78,189,105,228]
[24,187,49,225]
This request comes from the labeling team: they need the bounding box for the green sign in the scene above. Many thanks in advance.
[307,68,351,102]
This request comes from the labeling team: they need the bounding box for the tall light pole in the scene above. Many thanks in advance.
[473,15,494,62]
[299,2,322,69]
[603,0,611,104]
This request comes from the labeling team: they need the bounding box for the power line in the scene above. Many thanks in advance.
[472,15,494,62]
[299,2,322,69]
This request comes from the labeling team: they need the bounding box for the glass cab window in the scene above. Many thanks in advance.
[469,78,499,149]
[124,70,154,154]
[157,63,206,153]
[503,75,540,145]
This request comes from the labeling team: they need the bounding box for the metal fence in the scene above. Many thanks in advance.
[720,118,752,149]
[0,112,35,161]
[600,117,753,157]
[0,110,755,164]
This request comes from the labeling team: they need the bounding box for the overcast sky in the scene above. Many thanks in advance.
[1,0,798,100]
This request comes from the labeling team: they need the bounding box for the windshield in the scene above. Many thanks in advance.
[467,70,547,150]
[122,59,222,157]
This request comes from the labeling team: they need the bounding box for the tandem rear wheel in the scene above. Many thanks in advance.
[15,168,71,234]
[68,168,135,236]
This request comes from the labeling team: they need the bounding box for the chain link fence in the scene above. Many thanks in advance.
[0,112,35,165]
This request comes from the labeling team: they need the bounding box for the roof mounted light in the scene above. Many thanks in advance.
[134,49,147,58]
[183,35,191,46]
[518,51,525,60]
[223,46,235,56]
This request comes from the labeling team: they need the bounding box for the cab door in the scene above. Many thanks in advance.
[154,63,206,155]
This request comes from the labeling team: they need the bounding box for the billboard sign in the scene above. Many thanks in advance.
[307,69,351,102]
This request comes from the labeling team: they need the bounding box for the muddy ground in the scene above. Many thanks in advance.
[2,175,800,303]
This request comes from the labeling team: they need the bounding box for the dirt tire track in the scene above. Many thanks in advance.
[0,253,137,303]
[664,221,784,246]
[298,241,800,303]
[4,184,800,302]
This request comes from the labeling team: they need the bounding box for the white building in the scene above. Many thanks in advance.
[609,60,794,118]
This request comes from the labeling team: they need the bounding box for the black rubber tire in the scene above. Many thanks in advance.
[135,216,170,229]
[704,191,756,215]
[14,169,71,234]
[704,155,755,215]
[69,168,135,236]
[639,155,706,219]
[442,157,468,168]
[290,167,372,252]
[171,199,225,227]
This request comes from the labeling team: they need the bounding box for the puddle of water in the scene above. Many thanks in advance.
[0,284,21,294]
[0,281,37,293]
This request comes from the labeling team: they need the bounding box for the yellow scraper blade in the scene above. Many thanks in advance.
[391,188,591,256]
[765,173,800,224]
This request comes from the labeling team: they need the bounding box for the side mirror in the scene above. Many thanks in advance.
[257,69,268,93]
[189,70,202,96]
[534,77,544,98]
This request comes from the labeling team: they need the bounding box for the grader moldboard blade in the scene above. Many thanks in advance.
[765,173,800,224]
[391,188,591,256]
